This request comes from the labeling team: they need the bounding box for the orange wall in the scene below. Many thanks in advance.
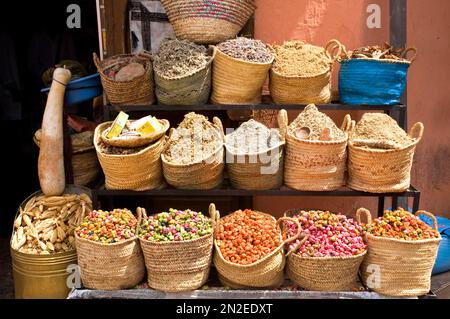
[252,0,450,218]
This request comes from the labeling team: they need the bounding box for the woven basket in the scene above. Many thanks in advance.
[339,48,416,105]
[93,52,154,105]
[347,122,424,193]
[161,117,224,189]
[284,208,366,291]
[160,0,256,44]
[75,209,145,290]
[34,130,99,186]
[100,119,170,148]
[279,108,352,191]
[211,45,274,104]
[356,208,441,297]
[138,204,218,292]
[94,122,165,191]
[155,48,215,105]
[213,212,302,288]
[269,40,342,104]
[225,119,285,190]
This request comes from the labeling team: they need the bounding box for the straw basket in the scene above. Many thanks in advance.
[138,204,218,292]
[93,52,154,105]
[211,46,274,104]
[225,119,285,190]
[269,40,342,104]
[155,48,215,105]
[94,122,165,191]
[213,212,302,289]
[347,122,424,193]
[75,209,145,290]
[339,48,416,105]
[160,0,256,44]
[34,130,99,186]
[279,108,352,191]
[284,208,366,291]
[161,117,224,189]
[357,208,441,297]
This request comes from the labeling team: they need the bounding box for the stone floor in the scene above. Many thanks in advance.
[1,238,449,299]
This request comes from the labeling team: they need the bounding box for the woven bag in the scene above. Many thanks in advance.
[284,208,367,291]
[347,122,424,193]
[213,211,302,288]
[269,40,342,104]
[155,48,215,105]
[93,52,155,105]
[161,0,256,44]
[279,108,352,191]
[138,204,218,292]
[161,117,224,189]
[356,208,441,297]
[225,118,285,190]
[94,122,165,191]
[211,45,274,104]
[75,209,145,290]
[339,48,416,105]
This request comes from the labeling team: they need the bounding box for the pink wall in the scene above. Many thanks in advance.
[252,0,450,218]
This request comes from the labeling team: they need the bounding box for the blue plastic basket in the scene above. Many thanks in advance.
[338,58,411,105]
[41,73,102,106]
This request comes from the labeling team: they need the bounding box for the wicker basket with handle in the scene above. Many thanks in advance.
[213,211,302,288]
[269,39,342,104]
[279,107,352,191]
[75,208,145,290]
[284,208,367,291]
[93,52,154,105]
[347,122,424,193]
[356,208,441,297]
[138,204,218,292]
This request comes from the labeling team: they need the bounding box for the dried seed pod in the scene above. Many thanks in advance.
[23,215,32,227]
[46,242,55,251]
[14,215,22,229]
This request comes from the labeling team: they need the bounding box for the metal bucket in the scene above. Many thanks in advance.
[11,185,91,299]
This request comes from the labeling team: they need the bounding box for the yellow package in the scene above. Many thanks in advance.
[106,111,129,139]
[131,116,161,135]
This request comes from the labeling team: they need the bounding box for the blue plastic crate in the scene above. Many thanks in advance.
[338,59,410,105]
[41,73,102,106]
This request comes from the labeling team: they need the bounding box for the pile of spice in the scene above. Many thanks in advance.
[216,209,282,265]
[284,210,366,257]
[364,208,440,240]
[288,104,346,140]
[164,112,222,164]
[272,41,330,76]
[217,37,273,63]
[97,142,147,155]
[139,208,212,242]
[344,43,411,62]
[75,209,137,244]
[153,38,211,79]
[351,113,413,148]
[226,119,282,153]
[103,54,148,82]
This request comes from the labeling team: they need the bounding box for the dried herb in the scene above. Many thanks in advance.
[217,37,273,63]
[345,43,411,62]
[153,38,210,79]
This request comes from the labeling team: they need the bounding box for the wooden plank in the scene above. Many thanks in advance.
[103,0,129,57]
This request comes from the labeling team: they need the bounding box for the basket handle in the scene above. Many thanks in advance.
[325,39,344,62]
[277,217,302,245]
[415,210,438,231]
[402,47,417,62]
[340,114,352,133]
[213,116,225,142]
[135,207,148,234]
[356,207,372,225]
[93,52,101,70]
[209,203,220,237]
[408,122,424,141]
[278,109,288,141]
[285,233,309,258]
